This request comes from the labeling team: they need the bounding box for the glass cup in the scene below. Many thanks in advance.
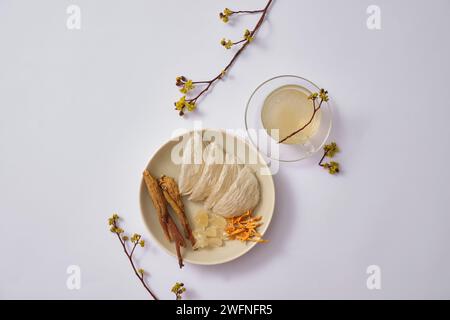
[245,75,333,162]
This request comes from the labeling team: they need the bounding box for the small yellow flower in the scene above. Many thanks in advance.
[186,101,196,112]
[327,161,340,175]
[175,96,186,111]
[171,282,186,300]
[219,8,233,23]
[324,142,339,158]
[308,93,319,101]
[180,79,195,94]
[139,239,145,247]
[171,282,181,293]
[175,76,185,87]
[138,268,145,276]
[220,14,229,23]
[131,233,141,243]
[224,8,233,16]
[221,38,233,49]
[244,29,254,42]
[319,89,329,102]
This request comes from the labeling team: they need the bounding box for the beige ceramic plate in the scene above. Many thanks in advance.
[140,129,275,265]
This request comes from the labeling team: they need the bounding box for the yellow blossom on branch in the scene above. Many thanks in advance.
[244,29,254,42]
[219,8,233,23]
[220,38,233,49]
[174,0,274,116]
[175,96,186,111]
[180,80,195,94]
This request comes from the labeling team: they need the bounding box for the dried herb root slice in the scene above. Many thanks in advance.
[143,170,171,241]
[167,215,185,268]
[161,189,196,246]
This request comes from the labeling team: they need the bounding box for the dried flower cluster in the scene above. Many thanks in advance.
[174,0,273,116]
[319,142,341,175]
[171,282,186,300]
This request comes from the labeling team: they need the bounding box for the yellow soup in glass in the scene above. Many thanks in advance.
[261,84,321,144]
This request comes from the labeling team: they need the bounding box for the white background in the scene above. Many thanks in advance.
[1,0,449,299]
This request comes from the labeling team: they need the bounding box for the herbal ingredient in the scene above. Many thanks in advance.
[192,210,227,250]
[178,133,260,218]
[143,171,186,268]
[159,175,196,246]
[225,210,268,243]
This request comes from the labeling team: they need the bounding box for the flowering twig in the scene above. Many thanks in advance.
[319,142,340,175]
[109,214,189,300]
[171,282,186,300]
[278,89,329,144]
[219,8,265,22]
[174,0,273,116]
[108,214,158,300]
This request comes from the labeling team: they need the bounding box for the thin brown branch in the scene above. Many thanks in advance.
[232,9,265,14]
[318,150,329,167]
[278,99,324,144]
[232,39,247,46]
[178,0,273,114]
[130,238,139,257]
[192,81,211,84]
[113,221,158,300]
